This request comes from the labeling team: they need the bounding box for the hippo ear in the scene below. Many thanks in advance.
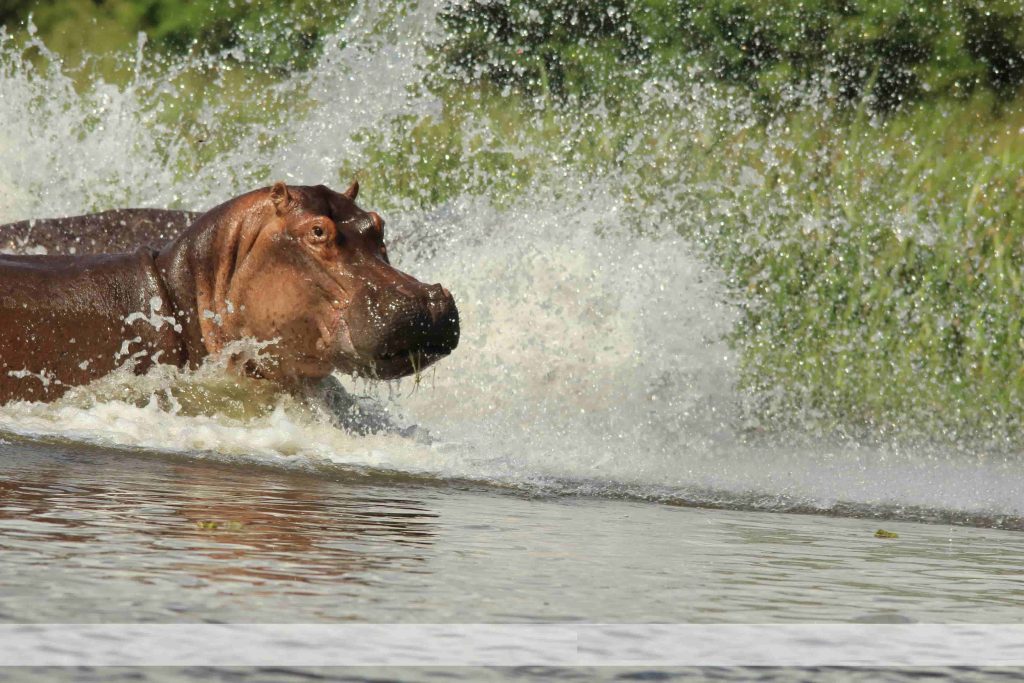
[270,181,292,215]
[342,179,359,200]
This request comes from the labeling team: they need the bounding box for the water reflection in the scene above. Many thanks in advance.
[0,442,439,617]
[4,436,1024,626]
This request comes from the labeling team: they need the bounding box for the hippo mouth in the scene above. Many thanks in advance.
[343,284,460,380]
[377,342,452,361]
[369,345,451,379]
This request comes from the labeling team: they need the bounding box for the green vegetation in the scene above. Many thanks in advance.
[357,82,1024,442]
[195,520,244,531]
[4,1,1024,442]
[438,0,1024,112]
[1,0,354,71]
[677,94,1024,441]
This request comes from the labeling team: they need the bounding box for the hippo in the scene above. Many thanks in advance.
[0,182,459,404]
[0,208,198,256]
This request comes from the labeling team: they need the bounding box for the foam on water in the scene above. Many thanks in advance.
[1,1,1023,528]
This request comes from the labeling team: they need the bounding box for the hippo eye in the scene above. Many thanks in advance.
[306,224,331,246]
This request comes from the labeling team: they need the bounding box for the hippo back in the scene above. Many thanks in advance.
[0,249,187,403]
[0,208,199,256]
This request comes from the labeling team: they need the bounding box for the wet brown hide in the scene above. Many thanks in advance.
[0,208,198,256]
[0,183,459,405]
[0,249,186,403]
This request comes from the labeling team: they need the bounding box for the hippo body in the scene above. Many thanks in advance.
[0,183,459,405]
[0,250,184,402]
[0,208,198,256]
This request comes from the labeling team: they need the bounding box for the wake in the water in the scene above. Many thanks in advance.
[1,1,1023,531]
[2,184,1022,531]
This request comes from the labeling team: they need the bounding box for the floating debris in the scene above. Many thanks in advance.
[195,520,244,531]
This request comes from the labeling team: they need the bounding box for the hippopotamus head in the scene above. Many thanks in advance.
[157,181,459,381]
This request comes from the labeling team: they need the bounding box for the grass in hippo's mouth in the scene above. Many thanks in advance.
[377,346,448,361]
[376,349,415,362]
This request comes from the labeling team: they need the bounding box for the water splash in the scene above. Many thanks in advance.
[1,2,1023,529]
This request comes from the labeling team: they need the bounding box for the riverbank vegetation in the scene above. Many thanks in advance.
[3,0,1024,442]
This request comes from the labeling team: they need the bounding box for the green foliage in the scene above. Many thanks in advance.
[688,96,1024,440]
[6,0,1023,109]
[437,0,647,102]
[963,0,1024,97]
[1,0,354,71]
[142,0,355,71]
[438,0,1024,112]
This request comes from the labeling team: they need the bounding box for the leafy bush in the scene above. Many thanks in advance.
[5,0,1023,107]
[438,0,647,101]
[438,0,1024,111]
[1,0,354,71]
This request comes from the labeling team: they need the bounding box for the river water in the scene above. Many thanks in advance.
[2,433,1024,681]
[6,431,1024,626]
[2,1,1024,679]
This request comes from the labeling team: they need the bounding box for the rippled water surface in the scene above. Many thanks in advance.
[3,436,1024,681]
[3,434,1023,626]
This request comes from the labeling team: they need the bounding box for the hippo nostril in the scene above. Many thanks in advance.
[423,286,454,322]
[425,283,449,302]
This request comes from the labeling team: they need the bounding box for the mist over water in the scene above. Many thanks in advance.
[1,1,1023,529]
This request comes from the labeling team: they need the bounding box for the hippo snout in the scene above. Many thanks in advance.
[348,280,459,378]
[428,285,460,354]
